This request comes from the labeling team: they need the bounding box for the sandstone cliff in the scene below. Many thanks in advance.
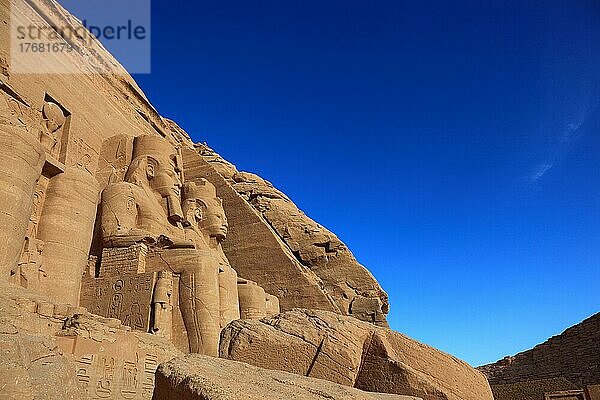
[1,0,388,327]
[154,355,422,400]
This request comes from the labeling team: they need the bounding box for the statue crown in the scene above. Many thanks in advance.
[183,179,217,202]
[132,135,177,162]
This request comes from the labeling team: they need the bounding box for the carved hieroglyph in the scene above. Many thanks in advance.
[80,272,156,332]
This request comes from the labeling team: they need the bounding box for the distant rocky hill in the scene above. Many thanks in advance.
[479,312,600,400]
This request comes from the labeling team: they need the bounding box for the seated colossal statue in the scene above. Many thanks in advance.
[94,134,278,356]
[181,180,240,328]
[99,135,221,355]
[100,135,190,248]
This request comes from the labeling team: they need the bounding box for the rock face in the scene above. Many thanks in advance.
[232,169,389,325]
[182,148,340,316]
[220,309,494,400]
[478,312,600,400]
[153,355,423,400]
[2,0,386,344]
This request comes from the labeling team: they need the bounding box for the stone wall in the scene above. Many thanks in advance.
[479,313,600,399]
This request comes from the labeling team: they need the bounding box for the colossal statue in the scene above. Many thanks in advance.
[182,180,240,328]
[101,135,189,248]
[93,135,279,356]
[0,123,45,282]
[100,135,221,356]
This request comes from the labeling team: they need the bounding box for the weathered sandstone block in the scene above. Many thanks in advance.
[355,329,494,400]
[221,309,372,386]
[153,355,423,400]
[0,329,84,400]
[220,309,493,400]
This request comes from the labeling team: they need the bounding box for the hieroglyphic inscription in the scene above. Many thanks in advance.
[76,354,94,396]
[96,356,116,398]
[142,354,158,398]
[121,355,140,399]
[74,352,159,400]
[80,272,155,332]
[71,137,96,175]
[0,80,34,129]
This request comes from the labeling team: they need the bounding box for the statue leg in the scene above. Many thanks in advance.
[179,268,220,356]
[146,248,221,356]
[219,266,240,328]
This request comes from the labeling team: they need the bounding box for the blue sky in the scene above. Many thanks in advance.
[96,1,600,366]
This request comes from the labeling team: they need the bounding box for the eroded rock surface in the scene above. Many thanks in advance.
[0,328,84,400]
[220,309,493,400]
[0,1,497,399]
[153,355,422,400]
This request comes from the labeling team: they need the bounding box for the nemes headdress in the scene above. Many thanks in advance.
[132,135,177,162]
[183,179,217,202]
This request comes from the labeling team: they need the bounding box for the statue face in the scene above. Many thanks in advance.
[147,156,182,199]
[201,199,228,240]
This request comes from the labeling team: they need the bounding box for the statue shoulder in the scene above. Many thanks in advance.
[102,182,144,202]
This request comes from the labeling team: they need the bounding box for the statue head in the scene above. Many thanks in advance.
[182,179,228,241]
[125,135,183,223]
[39,101,66,156]
[42,101,66,134]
